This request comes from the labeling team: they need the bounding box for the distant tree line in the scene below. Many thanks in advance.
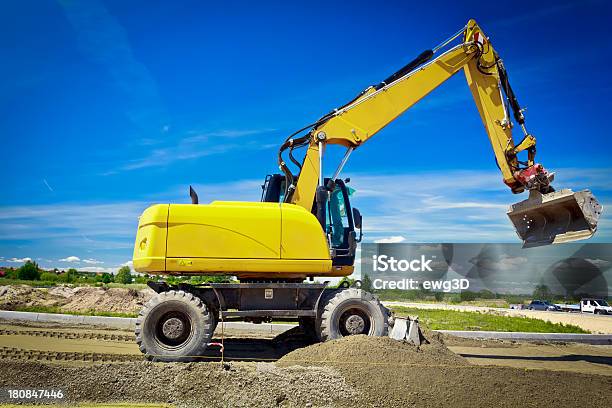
[0,260,234,287]
[1,261,134,285]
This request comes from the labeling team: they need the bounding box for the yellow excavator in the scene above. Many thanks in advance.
[132,20,602,361]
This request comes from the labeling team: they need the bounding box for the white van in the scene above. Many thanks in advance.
[580,299,612,315]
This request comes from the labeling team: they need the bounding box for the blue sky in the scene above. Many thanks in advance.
[1,0,611,273]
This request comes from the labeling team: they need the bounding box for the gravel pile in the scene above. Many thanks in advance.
[0,360,357,407]
[276,330,612,408]
[278,330,467,368]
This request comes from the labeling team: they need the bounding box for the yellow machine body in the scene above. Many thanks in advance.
[133,201,352,279]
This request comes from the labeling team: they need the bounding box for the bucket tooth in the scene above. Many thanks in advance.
[507,189,602,248]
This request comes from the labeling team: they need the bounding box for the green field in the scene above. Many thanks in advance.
[391,306,588,333]
[0,277,150,289]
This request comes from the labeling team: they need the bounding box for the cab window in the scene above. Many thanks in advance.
[327,186,348,247]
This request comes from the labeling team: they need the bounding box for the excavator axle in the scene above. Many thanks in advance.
[507,189,602,248]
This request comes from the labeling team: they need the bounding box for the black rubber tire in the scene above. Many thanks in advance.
[135,290,212,362]
[318,288,388,341]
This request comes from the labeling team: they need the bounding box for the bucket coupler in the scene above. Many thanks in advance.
[507,189,602,248]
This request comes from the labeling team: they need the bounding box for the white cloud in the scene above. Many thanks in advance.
[374,236,406,243]
[59,256,81,263]
[0,201,144,242]
[7,257,32,263]
[82,258,103,265]
[496,255,529,271]
[185,128,277,139]
[347,170,516,242]
[78,266,117,274]
[116,128,276,172]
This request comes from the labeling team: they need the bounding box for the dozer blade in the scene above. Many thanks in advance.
[389,316,425,346]
[507,189,602,248]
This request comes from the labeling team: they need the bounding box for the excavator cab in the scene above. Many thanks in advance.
[261,174,360,266]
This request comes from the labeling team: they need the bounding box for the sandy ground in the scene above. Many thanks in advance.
[0,321,610,407]
[385,301,612,334]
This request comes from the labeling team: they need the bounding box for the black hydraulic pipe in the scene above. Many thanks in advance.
[374,49,434,90]
[497,59,525,125]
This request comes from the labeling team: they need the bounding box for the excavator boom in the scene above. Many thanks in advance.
[279,19,602,247]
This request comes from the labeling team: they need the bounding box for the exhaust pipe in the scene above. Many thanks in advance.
[507,189,602,248]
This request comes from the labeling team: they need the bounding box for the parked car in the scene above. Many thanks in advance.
[528,300,560,311]
[580,298,612,315]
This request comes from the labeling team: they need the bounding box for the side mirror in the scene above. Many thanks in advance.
[352,207,362,229]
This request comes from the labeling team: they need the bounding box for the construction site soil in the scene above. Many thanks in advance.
[0,285,153,314]
[0,322,610,407]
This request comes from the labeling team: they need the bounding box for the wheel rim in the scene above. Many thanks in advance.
[154,311,193,349]
[338,307,371,336]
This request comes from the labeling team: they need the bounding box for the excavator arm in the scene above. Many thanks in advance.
[279,19,602,247]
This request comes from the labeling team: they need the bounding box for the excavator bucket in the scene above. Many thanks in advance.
[507,189,602,248]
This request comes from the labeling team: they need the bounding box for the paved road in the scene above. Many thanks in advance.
[384,301,612,334]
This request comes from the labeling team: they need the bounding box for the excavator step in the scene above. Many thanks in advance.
[507,189,602,248]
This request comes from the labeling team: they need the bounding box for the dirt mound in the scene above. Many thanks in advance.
[0,285,154,315]
[2,353,611,408]
[0,360,357,407]
[278,330,467,368]
[0,285,66,309]
[276,331,612,407]
[59,287,153,314]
